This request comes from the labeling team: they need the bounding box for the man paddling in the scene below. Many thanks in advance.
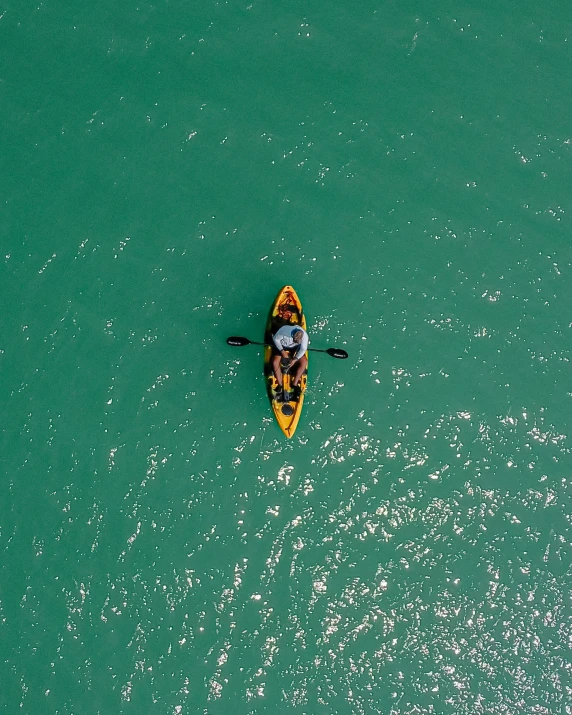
[272,325,309,400]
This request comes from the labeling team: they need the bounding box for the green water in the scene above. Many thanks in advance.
[2,2,570,713]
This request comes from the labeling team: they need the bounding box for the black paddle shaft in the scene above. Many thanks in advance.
[226,336,348,359]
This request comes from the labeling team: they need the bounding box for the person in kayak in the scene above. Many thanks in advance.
[272,325,309,399]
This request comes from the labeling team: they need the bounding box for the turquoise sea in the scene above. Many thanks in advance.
[1,2,571,713]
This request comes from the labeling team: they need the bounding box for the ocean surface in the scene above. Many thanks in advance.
[1,2,571,713]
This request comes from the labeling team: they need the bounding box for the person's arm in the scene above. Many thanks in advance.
[294,333,309,360]
[273,329,284,351]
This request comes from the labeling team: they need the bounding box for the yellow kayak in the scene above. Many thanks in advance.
[264,286,308,438]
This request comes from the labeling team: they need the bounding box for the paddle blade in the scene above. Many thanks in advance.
[226,336,250,347]
[326,348,349,359]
